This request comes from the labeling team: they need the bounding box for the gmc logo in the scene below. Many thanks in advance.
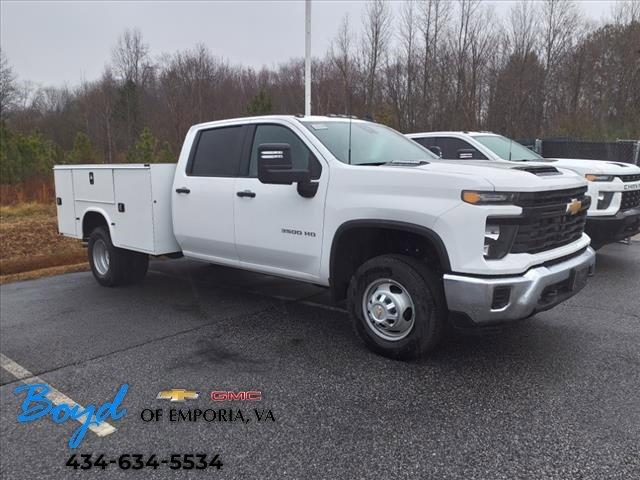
[210,391,262,401]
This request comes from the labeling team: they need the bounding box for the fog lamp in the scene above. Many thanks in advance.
[484,222,517,259]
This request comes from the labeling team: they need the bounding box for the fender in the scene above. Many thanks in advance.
[329,219,452,283]
[80,207,115,240]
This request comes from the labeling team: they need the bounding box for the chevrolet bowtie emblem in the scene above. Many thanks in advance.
[156,389,199,402]
[566,198,582,216]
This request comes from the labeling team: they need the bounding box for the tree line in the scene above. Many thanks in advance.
[0,0,639,192]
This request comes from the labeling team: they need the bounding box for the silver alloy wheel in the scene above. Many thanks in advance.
[362,278,416,341]
[92,238,110,276]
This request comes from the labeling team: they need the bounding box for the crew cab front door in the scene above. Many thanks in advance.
[234,123,327,281]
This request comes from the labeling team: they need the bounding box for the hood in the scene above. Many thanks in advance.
[547,158,640,176]
[416,159,587,192]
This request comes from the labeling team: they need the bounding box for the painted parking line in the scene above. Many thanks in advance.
[0,353,116,437]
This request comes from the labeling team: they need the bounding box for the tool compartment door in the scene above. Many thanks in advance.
[112,169,155,253]
[72,168,115,203]
[53,169,77,236]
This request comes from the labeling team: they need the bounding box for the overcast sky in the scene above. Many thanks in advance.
[1,0,619,88]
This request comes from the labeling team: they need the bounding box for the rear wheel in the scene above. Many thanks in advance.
[347,254,446,360]
[88,226,148,287]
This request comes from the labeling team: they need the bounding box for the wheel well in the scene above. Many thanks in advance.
[82,212,108,240]
[329,222,450,302]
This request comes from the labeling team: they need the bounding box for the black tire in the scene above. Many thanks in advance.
[87,226,148,287]
[347,254,447,360]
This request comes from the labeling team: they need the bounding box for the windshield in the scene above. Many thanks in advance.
[301,120,437,165]
[472,135,542,161]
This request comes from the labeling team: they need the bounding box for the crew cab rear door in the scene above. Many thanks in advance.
[172,125,248,265]
[233,122,327,280]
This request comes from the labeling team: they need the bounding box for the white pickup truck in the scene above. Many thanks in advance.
[407,131,640,249]
[54,116,596,359]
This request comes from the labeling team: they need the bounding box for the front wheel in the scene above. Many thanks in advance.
[88,226,148,287]
[347,254,447,360]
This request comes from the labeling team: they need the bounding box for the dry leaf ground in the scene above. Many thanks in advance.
[0,203,88,283]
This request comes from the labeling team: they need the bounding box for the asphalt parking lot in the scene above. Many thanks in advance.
[1,241,639,479]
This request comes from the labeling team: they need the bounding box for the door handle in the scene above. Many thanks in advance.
[175,187,191,194]
[236,190,256,198]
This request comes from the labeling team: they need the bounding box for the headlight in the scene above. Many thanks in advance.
[585,174,614,182]
[462,191,518,205]
[484,222,518,259]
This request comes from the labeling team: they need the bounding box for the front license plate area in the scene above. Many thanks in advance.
[570,266,589,292]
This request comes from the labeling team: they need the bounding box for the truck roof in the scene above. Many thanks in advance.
[407,131,499,137]
[191,114,368,131]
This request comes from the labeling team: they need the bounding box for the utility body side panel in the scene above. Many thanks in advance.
[53,164,180,255]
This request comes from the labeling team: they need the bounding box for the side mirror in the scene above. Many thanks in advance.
[258,143,311,185]
[457,148,475,159]
[427,146,442,158]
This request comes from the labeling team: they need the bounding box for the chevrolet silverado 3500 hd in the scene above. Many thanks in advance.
[54,116,596,359]
[407,131,640,249]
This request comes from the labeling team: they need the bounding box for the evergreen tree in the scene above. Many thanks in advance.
[247,88,273,115]
[65,132,96,165]
[158,141,175,163]
[126,127,157,164]
[0,121,59,183]
[126,128,175,164]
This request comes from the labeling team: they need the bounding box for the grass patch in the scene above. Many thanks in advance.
[0,202,86,282]
[0,202,55,220]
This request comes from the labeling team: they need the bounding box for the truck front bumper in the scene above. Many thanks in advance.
[443,247,596,326]
[585,208,640,248]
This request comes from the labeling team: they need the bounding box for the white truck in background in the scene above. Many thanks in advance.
[55,115,596,359]
[407,131,640,249]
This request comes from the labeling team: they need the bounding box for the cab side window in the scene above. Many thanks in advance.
[437,137,487,160]
[188,126,245,177]
[249,124,321,179]
[413,137,442,157]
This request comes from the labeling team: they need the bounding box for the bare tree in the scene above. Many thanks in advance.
[159,44,229,146]
[449,0,495,129]
[361,0,392,113]
[400,0,418,129]
[612,0,640,25]
[112,28,153,86]
[486,0,545,136]
[507,0,539,58]
[78,70,118,162]
[0,49,19,116]
[417,0,451,129]
[330,14,354,113]
[387,0,420,130]
[540,0,582,133]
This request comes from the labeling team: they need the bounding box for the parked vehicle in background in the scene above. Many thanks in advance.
[54,116,596,359]
[407,131,640,250]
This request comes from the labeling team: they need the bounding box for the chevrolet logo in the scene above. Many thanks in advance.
[156,389,199,402]
[566,198,582,216]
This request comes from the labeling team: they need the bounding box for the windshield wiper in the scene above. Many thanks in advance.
[356,160,429,166]
[388,159,429,166]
